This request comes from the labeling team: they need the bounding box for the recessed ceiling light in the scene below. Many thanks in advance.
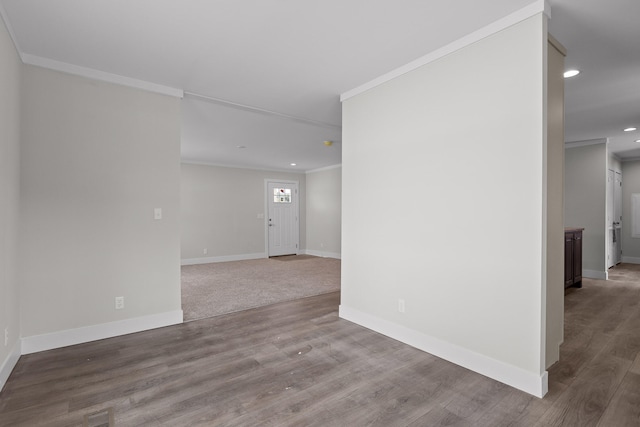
[290,163,297,166]
[563,69,580,78]
[237,145,246,149]
[636,139,640,143]
[624,127,637,132]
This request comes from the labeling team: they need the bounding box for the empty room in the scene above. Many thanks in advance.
[2,0,640,425]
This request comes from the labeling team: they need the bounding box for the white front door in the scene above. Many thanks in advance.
[267,181,299,257]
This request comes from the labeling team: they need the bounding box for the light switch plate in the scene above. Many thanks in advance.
[154,208,162,220]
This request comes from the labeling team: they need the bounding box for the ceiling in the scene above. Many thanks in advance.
[1,0,639,170]
[549,0,640,159]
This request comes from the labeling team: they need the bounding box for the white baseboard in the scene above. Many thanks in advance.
[621,256,640,265]
[302,249,341,259]
[583,269,607,280]
[339,305,548,398]
[181,252,266,266]
[21,310,183,355]
[0,341,21,392]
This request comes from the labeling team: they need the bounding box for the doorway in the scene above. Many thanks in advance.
[266,180,299,257]
[607,169,622,268]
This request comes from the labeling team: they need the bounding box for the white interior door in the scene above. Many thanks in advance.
[607,169,615,268]
[607,169,623,268]
[614,171,622,264]
[267,181,299,257]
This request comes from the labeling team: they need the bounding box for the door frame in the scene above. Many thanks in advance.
[606,169,623,269]
[614,171,622,265]
[607,169,615,269]
[264,179,300,257]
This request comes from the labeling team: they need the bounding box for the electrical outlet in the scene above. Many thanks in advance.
[398,299,405,313]
[115,296,124,310]
[203,248,208,255]
[4,327,8,346]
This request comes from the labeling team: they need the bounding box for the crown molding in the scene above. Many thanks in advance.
[181,159,307,174]
[306,164,342,174]
[0,1,24,61]
[341,0,549,102]
[3,3,181,99]
[1,4,183,99]
[21,54,183,98]
[564,138,608,149]
[184,91,341,130]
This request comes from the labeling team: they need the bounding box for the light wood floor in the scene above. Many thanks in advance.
[1,265,640,426]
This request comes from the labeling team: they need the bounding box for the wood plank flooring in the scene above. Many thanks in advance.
[2,264,640,426]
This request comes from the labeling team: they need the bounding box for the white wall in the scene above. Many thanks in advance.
[341,14,548,396]
[0,15,22,389]
[306,166,341,258]
[622,160,640,262]
[564,142,607,277]
[545,37,565,369]
[180,163,306,263]
[19,65,182,350]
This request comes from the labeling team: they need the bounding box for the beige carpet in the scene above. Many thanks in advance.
[181,255,341,321]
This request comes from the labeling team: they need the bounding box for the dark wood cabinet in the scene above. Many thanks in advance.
[565,228,584,289]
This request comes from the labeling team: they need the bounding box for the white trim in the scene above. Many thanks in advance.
[622,157,640,163]
[264,179,270,257]
[181,160,306,174]
[21,54,183,98]
[306,164,342,174]
[547,33,566,56]
[21,310,183,355]
[340,0,549,102]
[564,138,607,149]
[0,2,24,61]
[0,341,21,392]
[184,91,340,130]
[303,249,342,260]
[181,252,266,266]
[339,304,548,398]
[583,269,607,280]
[622,256,640,265]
